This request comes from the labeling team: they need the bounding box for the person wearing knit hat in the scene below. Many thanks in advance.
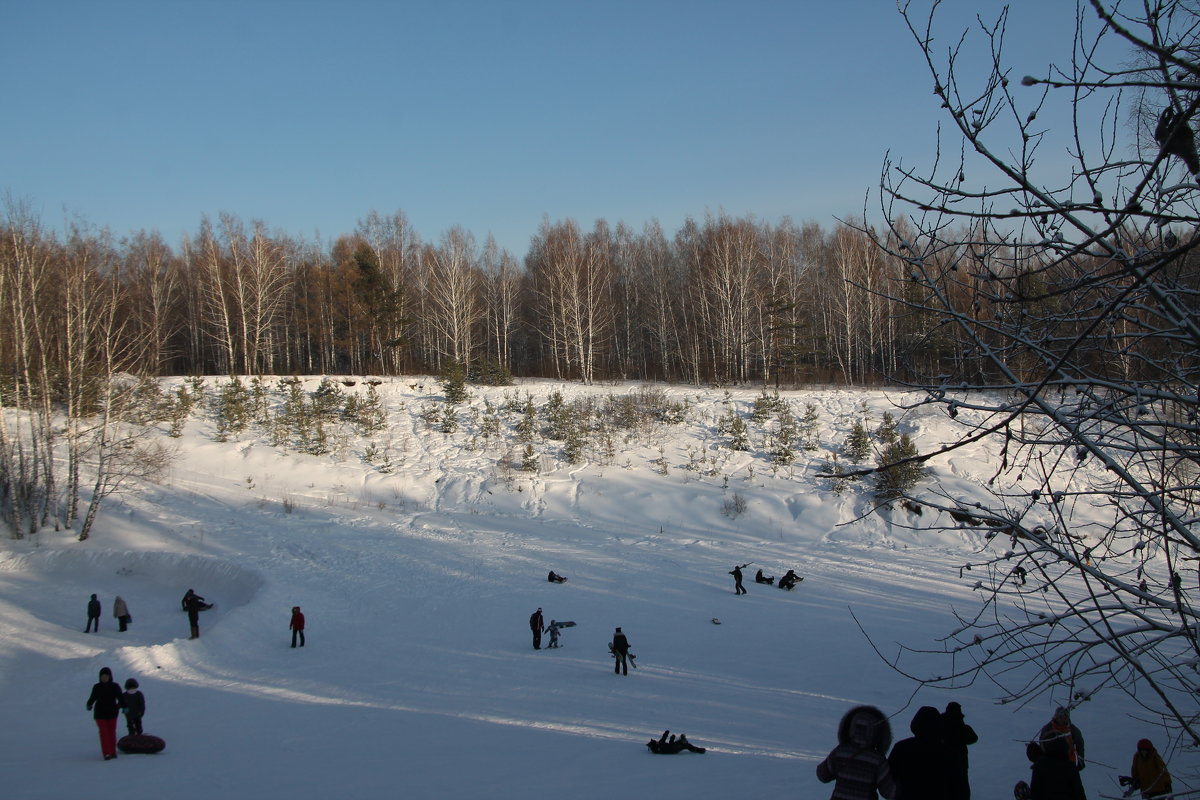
[1124,739,1173,798]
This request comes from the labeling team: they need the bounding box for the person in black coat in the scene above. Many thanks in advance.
[611,627,631,675]
[86,666,125,760]
[122,678,146,736]
[85,594,101,633]
[547,570,567,583]
[184,590,206,639]
[779,569,804,590]
[646,730,706,754]
[529,607,544,649]
[729,564,748,594]
[755,568,775,585]
[942,702,979,800]
[1029,739,1087,800]
[888,705,952,800]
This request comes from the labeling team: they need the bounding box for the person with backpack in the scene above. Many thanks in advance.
[529,607,545,650]
[816,704,897,800]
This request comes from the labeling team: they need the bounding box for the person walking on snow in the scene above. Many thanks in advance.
[611,627,631,675]
[85,594,101,633]
[530,607,545,650]
[121,678,145,736]
[86,667,124,760]
[729,563,748,594]
[113,595,131,632]
[816,704,897,800]
[290,606,306,648]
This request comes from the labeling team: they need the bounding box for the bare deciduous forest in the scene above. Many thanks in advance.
[0,206,966,388]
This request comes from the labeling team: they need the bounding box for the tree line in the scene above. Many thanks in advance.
[0,202,953,389]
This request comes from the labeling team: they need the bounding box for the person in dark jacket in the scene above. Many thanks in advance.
[646,730,706,754]
[184,590,206,639]
[1038,707,1085,771]
[942,702,979,800]
[86,667,124,760]
[611,627,631,675]
[181,588,211,611]
[755,568,775,585]
[729,563,748,594]
[122,678,145,736]
[779,569,804,590]
[85,594,101,633]
[290,606,306,647]
[888,705,951,800]
[1029,738,1087,800]
[547,570,567,583]
[530,607,544,649]
[816,704,897,800]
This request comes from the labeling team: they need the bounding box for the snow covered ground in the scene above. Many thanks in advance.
[1,379,1191,799]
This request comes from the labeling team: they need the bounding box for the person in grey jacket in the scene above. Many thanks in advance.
[113,596,131,632]
[817,704,897,800]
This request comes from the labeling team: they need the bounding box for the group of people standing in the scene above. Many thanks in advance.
[817,702,1173,800]
[85,667,145,760]
[816,702,978,800]
[84,594,132,633]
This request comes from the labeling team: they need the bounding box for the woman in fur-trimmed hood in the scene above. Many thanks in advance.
[817,705,897,800]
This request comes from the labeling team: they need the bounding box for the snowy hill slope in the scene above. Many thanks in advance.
[1,379,1187,800]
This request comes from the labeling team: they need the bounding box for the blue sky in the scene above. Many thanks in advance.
[2,0,1086,256]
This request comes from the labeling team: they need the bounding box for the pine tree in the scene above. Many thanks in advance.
[874,433,924,499]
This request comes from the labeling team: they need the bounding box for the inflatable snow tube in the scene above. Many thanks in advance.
[117,734,165,754]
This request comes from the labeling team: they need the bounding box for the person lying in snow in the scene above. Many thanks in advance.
[646,730,706,754]
[547,570,567,583]
[755,568,775,585]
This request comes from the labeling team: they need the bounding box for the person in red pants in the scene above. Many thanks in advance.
[86,667,125,760]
